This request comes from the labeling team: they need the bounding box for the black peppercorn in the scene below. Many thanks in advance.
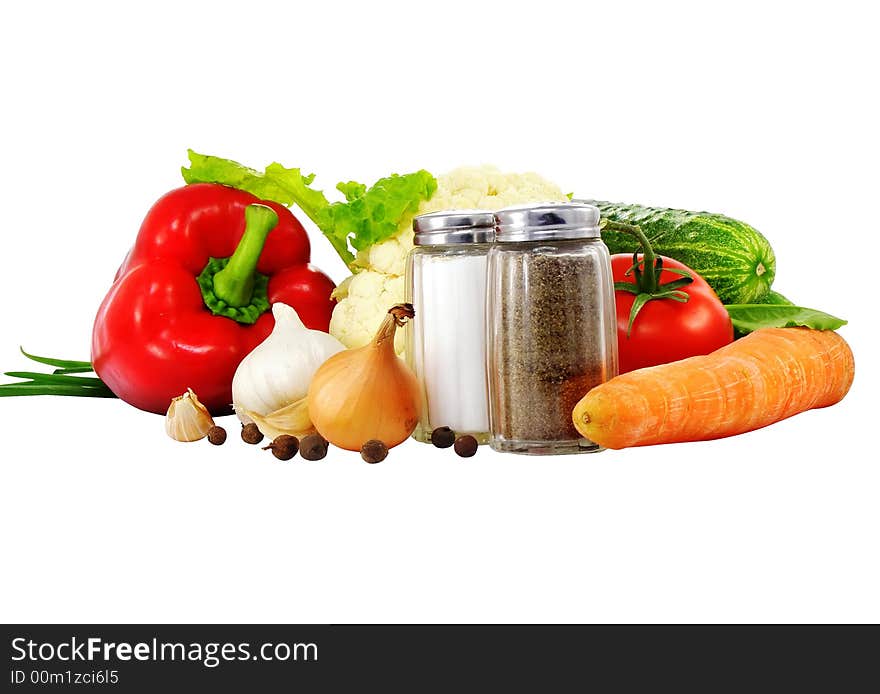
[453,435,478,458]
[207,425,227,446]
[241,422,264,445]
[300,433,329,461]
[430,426,456,449]
[361,439,388,464]
[263,435,299,461]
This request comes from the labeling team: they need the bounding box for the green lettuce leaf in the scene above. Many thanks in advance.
[337,181,367,202]
[182,149,436,266]
[724,304,847,334]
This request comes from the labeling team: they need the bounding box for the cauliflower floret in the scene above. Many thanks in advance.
[352,227,414,277]
[329,270,406,352]
[424,165,567,213]
[330,165,566,353]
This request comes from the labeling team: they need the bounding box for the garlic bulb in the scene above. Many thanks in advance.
[232,303,345,422]
[166,388,215,442]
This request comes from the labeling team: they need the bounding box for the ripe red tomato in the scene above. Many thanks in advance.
[613,253,734,374]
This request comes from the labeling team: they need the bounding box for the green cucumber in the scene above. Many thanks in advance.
[587,201,776,304]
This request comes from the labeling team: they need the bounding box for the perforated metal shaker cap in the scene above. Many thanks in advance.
[412,210,496,245]
[494,202,601,242]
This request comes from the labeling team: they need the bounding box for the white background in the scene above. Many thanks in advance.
[1,1,877,623]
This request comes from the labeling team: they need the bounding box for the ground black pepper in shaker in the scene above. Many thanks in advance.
[487,203,618,455]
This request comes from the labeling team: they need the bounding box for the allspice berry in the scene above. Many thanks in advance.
[241,422,264,445]
[300,434,329,461]
[263,435,299,461]
[453,435,478,458]
[430,426,456,449]
[361,439,388,464]
[207,425,227,446]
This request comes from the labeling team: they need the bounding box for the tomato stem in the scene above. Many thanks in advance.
[602,219,695,335]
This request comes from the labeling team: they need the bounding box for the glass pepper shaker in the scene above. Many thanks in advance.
[405,210,496,444]
[487,202,618,454]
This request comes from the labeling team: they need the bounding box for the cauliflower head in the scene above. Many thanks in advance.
[330,165,567,352]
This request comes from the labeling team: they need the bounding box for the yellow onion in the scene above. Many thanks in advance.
[307,304,421,451]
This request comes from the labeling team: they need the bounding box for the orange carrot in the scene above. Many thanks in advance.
[572,328,854,449]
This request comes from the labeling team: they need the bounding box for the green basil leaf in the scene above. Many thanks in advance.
[724,304,847,334]
[751,290,793,306]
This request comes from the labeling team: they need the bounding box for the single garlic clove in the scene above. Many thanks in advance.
[236,397,314,440]
[165,388,215,442]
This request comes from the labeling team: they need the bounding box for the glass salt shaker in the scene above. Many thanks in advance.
[487,202,618,455]
[405,210,495,444]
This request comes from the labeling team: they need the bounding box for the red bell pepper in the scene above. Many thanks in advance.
[91,183,335,415]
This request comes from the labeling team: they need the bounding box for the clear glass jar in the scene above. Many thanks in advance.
[405,210,495,444]
[487,203,618,455]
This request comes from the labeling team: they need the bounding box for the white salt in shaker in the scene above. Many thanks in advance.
[405,210,495,444]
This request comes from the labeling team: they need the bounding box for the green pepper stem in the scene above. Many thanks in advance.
[212,204,278,307]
